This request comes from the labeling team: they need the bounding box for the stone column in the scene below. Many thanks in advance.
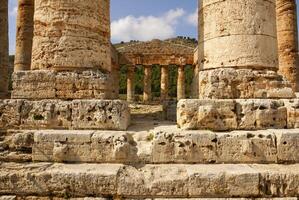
[127,66,135,102]
[177,65,185,100]
[160,65,169,101]
[192,64,199,98]
[14,0,34,71]
[198,0,294,99]
[143,66,152,103]
[276,0,298,91]
[31,0,111,71]
[0,0,9,97]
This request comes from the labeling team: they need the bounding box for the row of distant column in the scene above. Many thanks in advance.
[127,65,188,102]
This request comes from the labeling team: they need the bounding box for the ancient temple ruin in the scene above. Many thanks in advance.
[0,0,299,199]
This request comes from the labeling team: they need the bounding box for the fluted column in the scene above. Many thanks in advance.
[276,0,298,91]
[14,0,34,71]
[160,65,169,101]
[127,66,135,102]
[177,65,185,100]
[0,0,9,97]
[143,65,152,103]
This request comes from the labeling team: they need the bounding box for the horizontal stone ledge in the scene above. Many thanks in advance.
[1,128,298,164]
[11,70,118,100]
[0,99,130,131]
[177,99,299,131]
[0,163,298,198]
[1,196,298,200]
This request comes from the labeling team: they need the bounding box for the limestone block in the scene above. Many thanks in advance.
[274,129,299,163]
[20,100,72,129]
[11,71,56,99]
[177,99,237,131]
[33,130,93,162]
[55,70,110,99]
[12,70,114,100]
[91,131,138,163]
[0,100,23,129]
[236,99,287,130]
[283,99,299,128]
[72,100,130,130]
[0,163,121,197]
[152,131,217,163]
[255,164,299,196]
[216,131,277,163]
[198,68,294,99]
[117,164,273,197]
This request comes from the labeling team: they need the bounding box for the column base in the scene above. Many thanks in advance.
[199,68,295,99]
[11,70,118,100]
[177,99,299,131]
[0,99,130,131]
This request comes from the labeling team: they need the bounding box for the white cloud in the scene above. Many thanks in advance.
[187,8,198,27]
[9,6,17,17]
[111,8,185,42]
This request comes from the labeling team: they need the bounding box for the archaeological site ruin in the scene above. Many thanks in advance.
[0,0,299,199]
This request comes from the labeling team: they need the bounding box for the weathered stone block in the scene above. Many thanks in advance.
[236,99,287,130]
[11,70,115,100]
[198,69,294,99]
[152,130,217,163]
[0,100,23,129]
[72,100,130,130]
[20,100,72,129]
[283,99,299,128]
[216,131,277,163]
[33,130,94,162]
[177,99,292,131]
[177,99,237,131]
[0,163,121,197]
[274,129,299,163]
[91,131,138,163]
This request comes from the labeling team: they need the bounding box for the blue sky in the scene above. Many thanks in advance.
[7,0,299,55]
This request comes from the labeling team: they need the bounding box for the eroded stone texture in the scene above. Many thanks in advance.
[72,100,130,130]
[0,0,9,97]
[14,0,34,71]
[0,162,298,198]
[28,128,299,164]
[0,99,130,130]
[177,99,237,131]
[277,0,298,91]
[198,68,295,99]
[0,100,24,130]
[275,129,299,163]
[11,70,116,100]
[177,99,291,131]
[31,0,111,71]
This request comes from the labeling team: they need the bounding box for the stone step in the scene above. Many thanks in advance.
[0,163,298,198]
[0,99,130,131]
[177,99,299,131]
[1,196,298,200]
[1,128,299,164]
